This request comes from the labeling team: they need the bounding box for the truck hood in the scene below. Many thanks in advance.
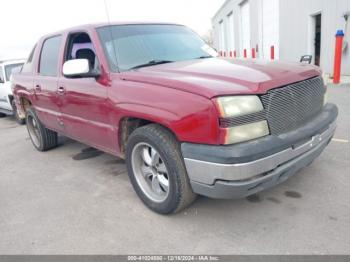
[118,58,321,99]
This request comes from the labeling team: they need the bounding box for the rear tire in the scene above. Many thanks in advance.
[126,124,197,214]
[26,107,58,151]
[11,100,25,125]
[0,113,6,118]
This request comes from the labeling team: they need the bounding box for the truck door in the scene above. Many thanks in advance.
[0,66,6,110]
[33,35,64,132]
[57,31,113,152]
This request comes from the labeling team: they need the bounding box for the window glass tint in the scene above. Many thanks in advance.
[22,45,37,73]
[39,36,62,76]
[64,32,100,72]
[0,66,4,83]
[5,63,24,81]
[97,25,217,72]
[27,45,36,63]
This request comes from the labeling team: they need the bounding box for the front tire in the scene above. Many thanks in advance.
[126,124,197,214]
[26,107,58,151]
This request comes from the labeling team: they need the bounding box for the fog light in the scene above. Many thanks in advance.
[225,121,270,144]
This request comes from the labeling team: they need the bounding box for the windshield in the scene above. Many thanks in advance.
[97,24,217,72]
[5,63,24,81]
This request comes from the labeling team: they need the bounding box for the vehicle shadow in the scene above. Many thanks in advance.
[0,115,20,129]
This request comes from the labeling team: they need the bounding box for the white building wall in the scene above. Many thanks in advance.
[213,0,239,55]
[213,0,350,75]
[240,1,251,57]
[260,0,279,59]
[212,0,261,58]
[279,0,350,75]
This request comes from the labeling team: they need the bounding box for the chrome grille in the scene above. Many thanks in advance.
[261,76,325,135]
[219,76,326,135]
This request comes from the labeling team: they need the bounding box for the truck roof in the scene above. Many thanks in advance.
[39,22,184,39]
[0,59,26,66]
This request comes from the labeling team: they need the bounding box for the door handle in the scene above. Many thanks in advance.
[35,84,41,92]
[57,86,66,95]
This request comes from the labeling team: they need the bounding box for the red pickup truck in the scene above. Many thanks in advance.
[12,23,338,214]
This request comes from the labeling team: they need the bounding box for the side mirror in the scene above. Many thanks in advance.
[63,59,100,78]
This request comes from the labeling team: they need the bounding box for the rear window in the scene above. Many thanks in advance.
[39,35,62,77]
[5,63,24,81]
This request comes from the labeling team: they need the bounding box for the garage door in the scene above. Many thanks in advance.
[261,0,279,59]
[240,1,250,57]
[226,12,235,52]
[219,20,226,52]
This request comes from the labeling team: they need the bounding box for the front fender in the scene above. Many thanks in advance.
[108,80,220,146]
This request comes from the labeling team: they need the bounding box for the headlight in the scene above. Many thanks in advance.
[216,96,264,118]
[215,95,270,144]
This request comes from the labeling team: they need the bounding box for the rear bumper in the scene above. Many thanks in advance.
[181,104,338,199]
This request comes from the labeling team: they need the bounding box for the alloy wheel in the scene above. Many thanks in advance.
[27,115,41,147]
[131,142,170,202]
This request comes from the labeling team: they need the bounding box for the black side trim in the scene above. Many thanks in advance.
[190,136,330,199]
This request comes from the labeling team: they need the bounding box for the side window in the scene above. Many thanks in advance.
[0,66,4,83]
[64,32,100,72]
[39,35,62,77]
[5,63,24,81]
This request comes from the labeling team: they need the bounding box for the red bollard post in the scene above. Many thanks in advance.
[271,46,275,60]
[223,51,226,57]
[234,50,237,58]
[229,51,233,58]
[244,49,247,58]
[252,48,256,59]
[333,30,344,84]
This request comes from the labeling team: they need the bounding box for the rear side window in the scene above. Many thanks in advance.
[0,66,4,83]
[22,45,36,73]
[39,35,62,77]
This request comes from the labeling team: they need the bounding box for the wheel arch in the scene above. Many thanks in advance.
[8,94,14,104]
[14,94,33,118]
[118,115,178,158]
[19,94,32,110]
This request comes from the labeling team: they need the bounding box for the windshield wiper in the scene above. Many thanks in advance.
[130,60,174,70]
[195,55,213,59]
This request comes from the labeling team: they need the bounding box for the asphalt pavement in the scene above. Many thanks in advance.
[0,85,349,255]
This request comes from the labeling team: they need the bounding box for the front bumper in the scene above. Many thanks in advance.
[181,103,338,199]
